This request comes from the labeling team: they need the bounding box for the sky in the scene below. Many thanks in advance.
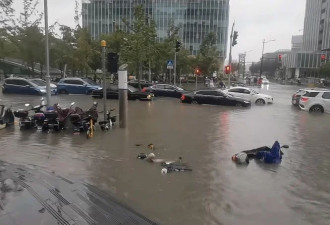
[12,0,306,63]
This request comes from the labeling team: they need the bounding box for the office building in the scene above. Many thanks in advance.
[82,0,230,59]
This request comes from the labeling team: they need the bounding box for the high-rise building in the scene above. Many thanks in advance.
[81,0,230,59]
[303,0,330,51]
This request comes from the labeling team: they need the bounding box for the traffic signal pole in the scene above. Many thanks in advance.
[228,22,234,88]
[174,52,177,86]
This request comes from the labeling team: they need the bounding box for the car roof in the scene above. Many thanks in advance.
[303,88,330,92]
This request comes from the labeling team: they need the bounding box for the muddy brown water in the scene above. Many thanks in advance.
[0,83,330,225]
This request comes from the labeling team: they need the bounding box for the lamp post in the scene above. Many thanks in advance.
[44,0,51,107]
[101,40,107,121]
[259,39,275,78]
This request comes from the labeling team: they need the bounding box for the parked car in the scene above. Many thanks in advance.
[224,87,273,105]
[180,89,251,107]
[142,84,188,98]
[91,85,153,101]
[299,89,330,113]
[57,77,102,94]
[2,77,56,95]
[29,78,57,95]
[292,88,328,106]
[128,80,152,89]
[262,78,270,84]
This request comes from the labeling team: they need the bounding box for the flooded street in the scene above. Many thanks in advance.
[0,83,330,225]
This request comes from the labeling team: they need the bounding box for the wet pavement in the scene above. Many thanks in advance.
[0,83,330,225]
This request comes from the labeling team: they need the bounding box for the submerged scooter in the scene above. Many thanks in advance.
[0,105,15,129]
[98,109,116,131]
[43,102,75,131]
[13,98,46,129]
[232,141,289,164]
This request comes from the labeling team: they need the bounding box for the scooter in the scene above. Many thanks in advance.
[0,105,15,130]
[43,102,75,131]
[14,99,46,129]
[69,102,98,138]
[98,109,116,131]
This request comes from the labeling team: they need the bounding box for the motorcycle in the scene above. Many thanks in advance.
[98,109,116,131]
[0,105,15,130]
[43,102,75,131]
[14,99,46,129]
[69,102,98,138]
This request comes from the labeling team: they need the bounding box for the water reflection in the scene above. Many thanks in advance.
[0,85,330,225]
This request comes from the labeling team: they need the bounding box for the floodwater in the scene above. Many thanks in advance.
[0,83,330,225]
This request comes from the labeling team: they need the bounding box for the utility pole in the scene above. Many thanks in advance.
[228,22,235,88]
[118,64,128,128]
[44,0,51,107]
[174,52,177,86]
[101,40,107,121]
[259,39,275,78]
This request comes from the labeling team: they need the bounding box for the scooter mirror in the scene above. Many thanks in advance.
[25,104,30,107]
[281,145,289,149]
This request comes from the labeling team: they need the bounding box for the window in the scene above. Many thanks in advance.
[165,85,176,90]
[196,91,215,95]
[229,88,240,93]
[64,79,84,85]
[303,92,319,97]
[322,92,330,99]
[6,79,30,86]
[155,85,166,89]
[242,89,251,94]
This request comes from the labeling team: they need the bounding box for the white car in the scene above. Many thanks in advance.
[262,78,270,84]
[224,87,273,105]
[299,89,330,113]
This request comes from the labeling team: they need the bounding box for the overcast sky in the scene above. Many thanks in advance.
[14,0,306,63]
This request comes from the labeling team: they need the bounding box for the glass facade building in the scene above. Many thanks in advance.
[82,0,230,58]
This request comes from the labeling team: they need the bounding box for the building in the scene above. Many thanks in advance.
[291,35,303,52]
[281,0,330,79]
[81,0,230,59]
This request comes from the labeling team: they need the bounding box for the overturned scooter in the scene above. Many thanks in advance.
[232,141,289,164]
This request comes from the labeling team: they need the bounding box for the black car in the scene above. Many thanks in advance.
[91,85,153,101]
[142,84,188,98]
[180,89,251,107]
[128,80,152,89]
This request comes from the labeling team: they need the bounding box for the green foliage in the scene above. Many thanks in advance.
[319,62,330,78]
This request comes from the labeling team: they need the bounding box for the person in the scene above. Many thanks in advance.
[218,79,226,88]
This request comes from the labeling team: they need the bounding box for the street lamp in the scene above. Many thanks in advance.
[44,0,51,107]
[259,39,275,78]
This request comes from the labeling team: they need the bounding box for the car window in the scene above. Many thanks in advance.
[322,92,330,99]
[83,78,97,85]
[30,79,46,86]
[303,92,319,97]
[242,89,251,94]
[64,79,84,85]
[128,86,138,92]
[165,85,176,90]
[155,85,166,89]
[196,91,214,95]
[9,79,30,86]
[229,88,240,93]
[215,91,225,96]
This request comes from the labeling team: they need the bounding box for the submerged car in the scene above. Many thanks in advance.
[142,84,188,98]
[181,89,251,107]
[224,87,273,105]
[29,78,57,95]
[2,77,56,95]
[57,77,102,94]
[91,85,153,101]
[299,89,330,113]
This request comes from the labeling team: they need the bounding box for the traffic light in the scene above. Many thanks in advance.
[321,54,326,63]
[195,68,201,75]
[278,54,282,63]
[232,31,238,46]
[225,65,231,74]
[175,40,181,52]
[107,52,119,74]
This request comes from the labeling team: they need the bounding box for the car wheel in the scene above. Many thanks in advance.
[191,100,198,104]
[309,105,324,113]
[59,89,69,94]
[255,99,266,105]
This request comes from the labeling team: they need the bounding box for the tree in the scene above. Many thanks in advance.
[196,32,220,77]
[121,5,157,88]
[0,0,14,26]
[319,62,330,78]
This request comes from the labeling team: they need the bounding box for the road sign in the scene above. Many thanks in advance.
[167,60,174,70]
